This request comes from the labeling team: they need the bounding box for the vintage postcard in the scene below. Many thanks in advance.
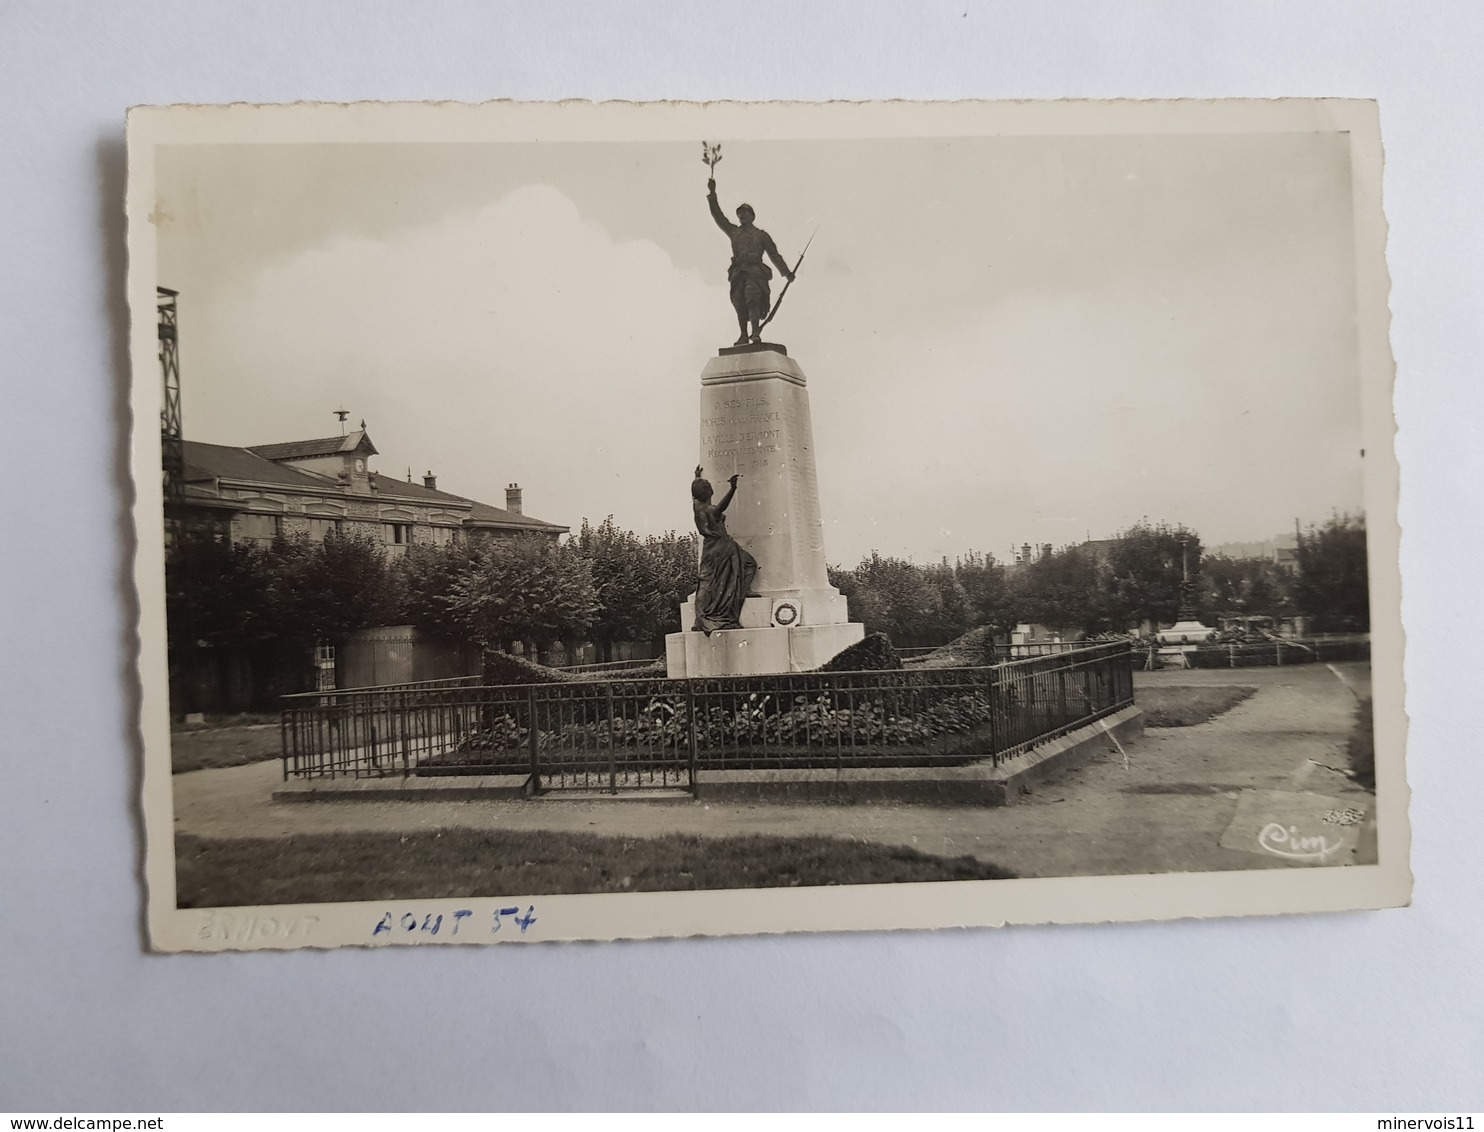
[127,99,1409,952]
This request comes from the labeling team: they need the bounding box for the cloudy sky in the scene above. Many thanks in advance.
[155,131,1363,564]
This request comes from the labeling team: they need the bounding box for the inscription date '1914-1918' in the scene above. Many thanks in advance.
[372,905,538,939]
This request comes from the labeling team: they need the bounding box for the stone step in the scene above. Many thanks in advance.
[529,788,694,802]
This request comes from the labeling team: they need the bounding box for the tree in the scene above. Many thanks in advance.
[388,541,478,639]
[832,552,947,647]
[645,529,700,640]
[1295,513,1369,632]
[920,559,973,644]
[449,534,599,654]
[165,528,274,651]
[1101,521,1203,629]
[1201,555,1293,621]
[1012,544,1108,635]
[574,517,668,659]
[264,529,398,647]
[954,550,1016,635]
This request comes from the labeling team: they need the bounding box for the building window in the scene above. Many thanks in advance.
[239,513,280,546]
[430,526,455,547]
[314,641,336,693]
[307,517,341,541]
[384,522,412,545]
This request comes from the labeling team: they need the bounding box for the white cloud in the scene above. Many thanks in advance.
[190,185,729,536]
[180,176,1363,565]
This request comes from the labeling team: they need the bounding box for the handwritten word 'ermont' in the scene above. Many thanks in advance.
[372,906,537,939]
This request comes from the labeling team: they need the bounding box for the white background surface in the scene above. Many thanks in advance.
[1,0,1479,1112]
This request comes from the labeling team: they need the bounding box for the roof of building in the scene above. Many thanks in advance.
[373,475,567,531]
[247,430,377,461]
[466,498,567,533]
[179,439,567,533]
[371,475,473,507]
[1082,538,1119,559]
[183,440,335,490]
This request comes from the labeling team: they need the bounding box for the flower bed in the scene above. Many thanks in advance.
[415,687,1008,774]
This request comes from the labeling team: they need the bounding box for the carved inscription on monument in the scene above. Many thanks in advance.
[701,392,783,473]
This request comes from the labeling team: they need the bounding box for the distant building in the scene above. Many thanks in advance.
[178,427,567,551]
[1209,533,1300,573]
[1006,541,1055,575]
[1080,538,1118,563]
[1005,538,1117,576]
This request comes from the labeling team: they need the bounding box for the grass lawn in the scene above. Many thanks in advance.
[171,723,282,773]
[173,712,279,730]
[175,828,1015,907]
[1137,685,1257,727]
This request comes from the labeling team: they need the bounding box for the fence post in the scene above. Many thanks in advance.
[607,684,617,794]
[527,685,541,794]
[398,692,410,777]
[686,683,699,793]
[1229,643,1236,669]
[985,665,1000,767]
[1276,641,1283,666]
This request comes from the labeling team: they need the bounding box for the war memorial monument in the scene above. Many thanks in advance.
[665,144,865,677]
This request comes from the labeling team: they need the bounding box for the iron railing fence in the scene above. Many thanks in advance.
[281,642,1135,791]
[901,640,1125,665]
[328,674,483,695]
[996,641,1115,659]
[555,658,664,674]
[1142,635,1370,670]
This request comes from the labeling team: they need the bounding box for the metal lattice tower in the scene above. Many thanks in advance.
[158,287,183,518]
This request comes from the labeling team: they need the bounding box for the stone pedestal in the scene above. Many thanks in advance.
[665,346,864,677]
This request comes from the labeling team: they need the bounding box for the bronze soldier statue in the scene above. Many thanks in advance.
[707,176,795,346]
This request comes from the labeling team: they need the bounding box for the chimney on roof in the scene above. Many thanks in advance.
[506,483,523,515]
[423,470,437,491]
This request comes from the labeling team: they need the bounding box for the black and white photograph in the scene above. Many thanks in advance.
[127,99,1408,951]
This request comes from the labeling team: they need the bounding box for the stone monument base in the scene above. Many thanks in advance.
[665,620,865,678]
[665,344,864,678]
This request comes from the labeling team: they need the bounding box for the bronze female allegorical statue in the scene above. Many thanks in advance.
[690,465,759,634]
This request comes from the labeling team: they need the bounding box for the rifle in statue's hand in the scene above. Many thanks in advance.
[759,228,816,334]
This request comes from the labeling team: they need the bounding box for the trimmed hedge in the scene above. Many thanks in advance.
[910,626,997,669]
[815,632,903,672]
[480,651,581,686]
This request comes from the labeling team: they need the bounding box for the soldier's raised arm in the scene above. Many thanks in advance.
[707,178,735,235]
